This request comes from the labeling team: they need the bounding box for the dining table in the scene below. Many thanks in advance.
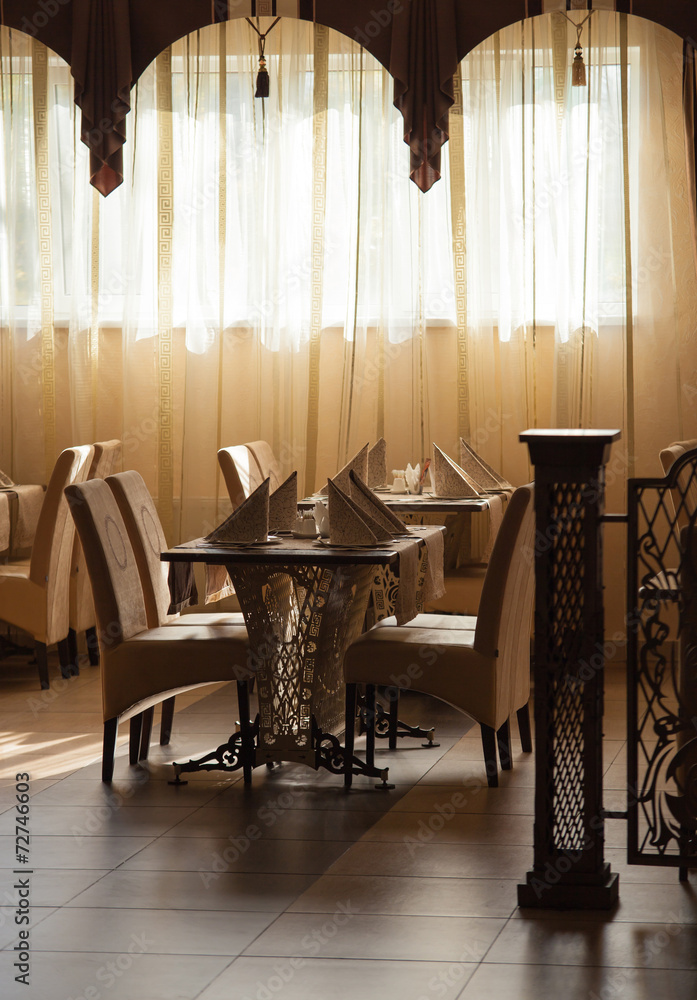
[161,525,446,788]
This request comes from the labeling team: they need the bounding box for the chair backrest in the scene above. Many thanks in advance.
[65,478,148,649]
[473,484,535,720]
[217,445,264,508]
[28,445,94,643]
[659,440,697,531]
[106,470,173,628]
[69,440,123,631]
[245,440,283,491]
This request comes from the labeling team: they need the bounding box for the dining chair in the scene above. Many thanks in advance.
[67,439,122,675]
[106,469,246,751]
[245,440,283,491]
[659,439,697,531]
[0,446,94,688]
[65,477,254,781]
[343,484,535,788]
[217,445,265,509]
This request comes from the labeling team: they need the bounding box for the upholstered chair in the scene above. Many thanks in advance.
[217,445,265,508]
[343,484,535,788]
[0,446,94,688]
[106,469,245,751]
[245,440,283,491]
[67,440,122,674]
[65,477,253,781]
[659,439,697,531]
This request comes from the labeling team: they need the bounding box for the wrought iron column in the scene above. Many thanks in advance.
[518,430,621,909]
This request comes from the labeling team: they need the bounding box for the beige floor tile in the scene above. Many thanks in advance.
[487,915,697,969]
[0,803,199,838]
[392,783,535,816]
[328,841,532,880]
[207,780,410,812]
[0,834,155,869]
[417,756,536,787]
[66,870,317,912]
[2,952,231,1000]
[29,905,278,956]
[459,962,697,1000]
[362,811,534,846]
[163,806,387,841]
[197,957,474,1000]
[121,836,351,875]
[244,911,505,962]
[0,867,110,906]
[29,774,232,807]
[288,874,519,918]
[3,712,103,733]
[0,905,56,950]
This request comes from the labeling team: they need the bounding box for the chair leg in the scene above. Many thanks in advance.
[365,684,377,770]
[517,703,533,753]
[139,707,155,762]
[57,638,72,679]
[480,725,498,787]
[160,697,175,745]
[387,686,399,750]
[103,718,118,782]
[85,626,100,666]
[497,719,512,771]
[35,641,49,690]
[344,684,357,789]
[129,715,143,765]
[67,628,80,676]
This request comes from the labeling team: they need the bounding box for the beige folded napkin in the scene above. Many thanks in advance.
[205,478,269,543]
[432,443,483,498]
[269,471,298,531]
[331,443,369,494]
[327,478,378,546]
[349,470,406,536]
[459,438,512,490]
[367,438,387,488]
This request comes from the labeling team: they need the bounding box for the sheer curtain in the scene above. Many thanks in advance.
[1,14,696,631]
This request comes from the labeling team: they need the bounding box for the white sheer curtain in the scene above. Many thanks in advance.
[1,14,696,632]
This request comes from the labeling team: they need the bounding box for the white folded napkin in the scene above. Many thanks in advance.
[431,444,483,498]
[205,478,270,543]
[459,437,512,490]
[269,471,298,531]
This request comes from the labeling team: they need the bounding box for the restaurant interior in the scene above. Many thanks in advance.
[1,2,697,998]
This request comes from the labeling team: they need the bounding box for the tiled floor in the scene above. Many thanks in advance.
[0,651,695,999]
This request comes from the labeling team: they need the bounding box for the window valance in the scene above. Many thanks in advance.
[1,0,696,195]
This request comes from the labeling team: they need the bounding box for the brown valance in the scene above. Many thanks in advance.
[3,1,697,195]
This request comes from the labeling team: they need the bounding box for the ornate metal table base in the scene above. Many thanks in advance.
[172,561,394,788]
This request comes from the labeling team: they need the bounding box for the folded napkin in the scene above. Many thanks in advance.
[349,470,406,535]
[324,442,369,495]
[431,443,483,498]
[459,437,512,490]
[327,478,379,546]
[269,471,298,531]
[205,478,270,543]
[367,438,387,488]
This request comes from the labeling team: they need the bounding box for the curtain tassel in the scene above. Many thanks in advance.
[572,44,587,87]
[246,16,281,100]
[255,56,269,98]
